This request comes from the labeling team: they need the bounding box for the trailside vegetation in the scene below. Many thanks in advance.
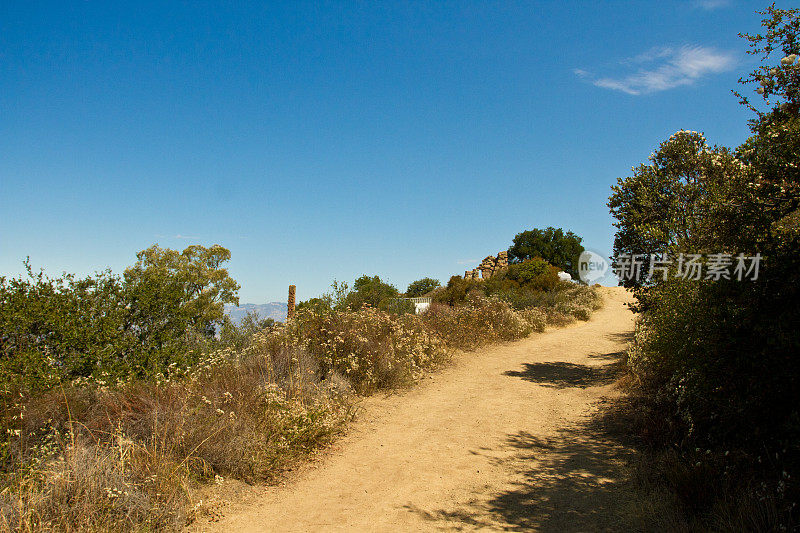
[0,245,239,394]
[0,242,601,531]
[608,5,800,530]
[405,277,441,298]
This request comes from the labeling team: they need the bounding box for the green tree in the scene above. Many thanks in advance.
[507,227,584,279]
[608,131,753,289]
[432,275,482,306]
[405,277,441,297]
[123,244,240,338]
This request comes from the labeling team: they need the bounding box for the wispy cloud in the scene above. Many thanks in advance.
[578,45,736,95]
[624,46,674,64]
[456,258,478,265]
[693,0,731,10]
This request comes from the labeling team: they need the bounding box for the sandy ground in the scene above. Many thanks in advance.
[193,287,652,532]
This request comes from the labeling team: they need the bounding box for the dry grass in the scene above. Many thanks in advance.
[0,345,351,531]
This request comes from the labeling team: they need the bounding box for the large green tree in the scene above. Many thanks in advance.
[507,227,584,279]
[124,244,240,338]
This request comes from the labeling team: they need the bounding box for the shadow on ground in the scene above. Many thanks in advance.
[406,407,666,532]
[606,331,634,344]
[405,350,668,531]
[405,419,646,532]
[503,359,621,388]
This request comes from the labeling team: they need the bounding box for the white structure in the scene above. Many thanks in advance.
[558,271,572,282]
[406,297,432,314]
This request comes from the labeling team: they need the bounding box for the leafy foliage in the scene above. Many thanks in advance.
[608,131,754,293]
[507,227,584,279]
[431,275,483,307]
[297,276,415,315]
[123,244,240,338]
[503,258,561,291]
[432,262,599,327]
[344,275,414,314]
[0,245,240,395]
[434,259,562,308]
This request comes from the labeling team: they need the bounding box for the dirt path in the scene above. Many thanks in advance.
[197,287,649,532]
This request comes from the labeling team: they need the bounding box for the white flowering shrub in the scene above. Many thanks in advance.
[278,306,447,394]
[518,307,547,332]
[422,294,533,351]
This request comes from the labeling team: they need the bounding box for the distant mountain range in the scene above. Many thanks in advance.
[224,302,288,323]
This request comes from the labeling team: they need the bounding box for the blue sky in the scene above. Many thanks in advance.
[1,1,767,302]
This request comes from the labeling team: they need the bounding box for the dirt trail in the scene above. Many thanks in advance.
[198,287,648,532]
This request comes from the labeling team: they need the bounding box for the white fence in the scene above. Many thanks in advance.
[404,297,432,314]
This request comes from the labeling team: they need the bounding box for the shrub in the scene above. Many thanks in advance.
[285,306,447,394]
[217,311,278,351]
[295,296,332,314]
[431,276,484,306]
[345,275,411,313]
[435,258,580,314]
[504,258,561,291]
[0,245,239,395]
[518,308,547,332]
[422,294,532,350]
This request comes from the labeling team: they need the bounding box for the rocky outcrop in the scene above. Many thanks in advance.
[467,251,509,281]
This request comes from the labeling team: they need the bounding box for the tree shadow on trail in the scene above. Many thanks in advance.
[588,349,626,362]
[504,360,620,389]
[405,347,669,531]
[606,331,633,344]
[405,420,650,532]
